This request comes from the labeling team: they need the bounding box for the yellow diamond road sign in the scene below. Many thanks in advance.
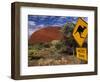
[73,18,88,47]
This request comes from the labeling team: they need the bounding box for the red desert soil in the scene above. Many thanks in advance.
[29,26,64,44]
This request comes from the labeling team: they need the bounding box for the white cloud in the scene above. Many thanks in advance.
[28,29,33,37]
[28,21,36,26]
[28,29,37,38]
[59,16,66,19]
[37,24,45,27]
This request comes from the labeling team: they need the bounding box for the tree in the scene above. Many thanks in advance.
[62,22,75,38]
[60,22,77,55]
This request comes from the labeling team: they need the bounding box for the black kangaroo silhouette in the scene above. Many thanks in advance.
[74,25,86,38]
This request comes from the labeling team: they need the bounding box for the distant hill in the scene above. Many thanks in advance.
[28,26,64,44]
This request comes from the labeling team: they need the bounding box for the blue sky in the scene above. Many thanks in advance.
[28,15,88,37]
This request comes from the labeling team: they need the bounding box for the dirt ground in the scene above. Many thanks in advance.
[28,54,87,66]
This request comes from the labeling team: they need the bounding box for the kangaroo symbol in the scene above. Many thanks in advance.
[74,25,86,38]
